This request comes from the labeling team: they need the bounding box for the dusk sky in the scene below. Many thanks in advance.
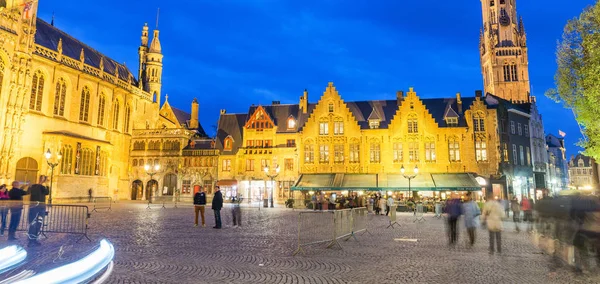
[38,0,594,157]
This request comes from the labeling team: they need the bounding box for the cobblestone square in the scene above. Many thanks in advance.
[1,203,598,283]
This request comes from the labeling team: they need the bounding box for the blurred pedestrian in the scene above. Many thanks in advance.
[445,195,463,246]
[462,193,481,247]
[212,186,223,229]
[521,197,533,232]
[503,198,509,218]
[511,197,521,232]
[27,175,49,246]
[88,188,93,203]
[231,195,242,228]
[193,186,207,227]
[8,181,28,241]
[386,195,394,216]
[311,193,317,210]
[483,198,504,254]
[374,195,381,215]
[379,196,386,216]
[0,184,8,236]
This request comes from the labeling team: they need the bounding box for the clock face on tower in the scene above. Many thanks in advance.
[500,15,510,26]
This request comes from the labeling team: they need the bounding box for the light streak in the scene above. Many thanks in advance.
[0,245,27,274]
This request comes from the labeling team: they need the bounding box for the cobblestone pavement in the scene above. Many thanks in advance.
[0,203,598,283]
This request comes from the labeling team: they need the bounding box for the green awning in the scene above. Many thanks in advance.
[431,173,482,191]
[292,174,335,190]
[384,174,437,191]
[340,174,378,190]
[292,174,378,190]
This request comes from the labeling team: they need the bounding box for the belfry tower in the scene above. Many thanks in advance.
[480,0,530,102]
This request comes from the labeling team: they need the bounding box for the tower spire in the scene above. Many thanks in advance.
[156,8,160,29]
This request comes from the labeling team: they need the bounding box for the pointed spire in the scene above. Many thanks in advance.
[57,38,62,54]
[149,29,161,53]
[51,12,55,26]
[518,16,525,34]
[99,56,104,72]
[79,48,85,69]
[165,93,169,103]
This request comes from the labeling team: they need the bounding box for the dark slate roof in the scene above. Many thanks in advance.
[546,134,564,148]
[570,154,593,167]
[183,138,215,151]
[216,114,247,154]
[367,107,382,121]
[247,104,315,133]
[34,18,137,84]
[170,106,207,137]
[346,100,399,129]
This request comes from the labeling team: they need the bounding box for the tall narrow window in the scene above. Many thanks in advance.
[370,143,380,163]
[222,159,231,171]
[79,87,91,122]
[518,123,522,135]
[60,144,73,174]
[425,142,436,162]
[510,121,515,134]
[526,146,531,166]
[503,65,511,82]
[53,79,67,116]
[476,140,488,162]
[393,143,403,163]
[334,144,344,163]
[112,100,120,130]
[473,113,485,132]
[319,145,329,163]
[408,142,419,162]
[305,144,314,164]
[519,145,524,166]
[124,104,131,133]
[511,64,518,81]
[449,139,460,162]
[334,121,344,135]
[349,144,360,163]
[285,158,294,171]
[408,116,418,133]
[503,143,509,162]
[97,95,106,126]
[29,71,44,111]
[524,125,529,136]
[246,159,255,171]
[512,144,518,165]
[328,103,334,112]
[319,122,329,135]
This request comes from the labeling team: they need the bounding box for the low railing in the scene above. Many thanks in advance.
[92,197,113,212]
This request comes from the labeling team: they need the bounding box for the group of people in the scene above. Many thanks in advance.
[371,194,395,216]
[444,193,505,254]
[192,186,243,229]
[503,197,534,232]
[0,176,50,246]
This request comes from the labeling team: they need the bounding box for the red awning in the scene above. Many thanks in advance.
[217,180,238,186]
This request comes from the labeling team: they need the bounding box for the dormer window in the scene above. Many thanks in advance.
[369,120,380,129]
[224,137,233,151]
[287,117,296,129]
[446,117,458,126]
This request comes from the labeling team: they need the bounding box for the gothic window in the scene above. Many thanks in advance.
[60,144,73,175]
[319,122,329,135]
[408,142,419,162]
[349,143,360,163]
[334,121,344,135]
[124,104,131,133]
[408,115,418,133]
[511,64,518,81]
[503,63,519,82]
[80,148,95,176]
[448,139,460,162]
[133,141,145,150]
[334,144,344,164]
[425,142,436,162]
[112,100,120,130]
[97,95,106,126]
[393,143,403,163]
[370,143,381,163]
[476,140,488,162]
[53,78,67,116]
[29,71,44,111]
[79,87,91,122]
[319,145,330,163]
[304,144,314,164]
[473,113,485,132]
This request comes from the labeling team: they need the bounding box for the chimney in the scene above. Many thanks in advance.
[189,98,199,129]
[299,89,308,114]
[220,109,226,115]
[456,92,463,114]
[396,91,404,105]
[475,90,483,98]
[272,101,280,105]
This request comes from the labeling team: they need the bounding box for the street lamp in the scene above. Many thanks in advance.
[264,165,280,208]
[145,163,160,200]
[45,148,62,205]
[400,165,419,199]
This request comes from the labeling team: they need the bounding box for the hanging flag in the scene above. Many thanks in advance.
[22,1,33,20]
[558,130,566,137]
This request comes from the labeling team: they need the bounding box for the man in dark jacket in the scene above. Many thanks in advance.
[193,186,207,227]
[8,181,27,241]
[444,195,463,246]
[212,186,223,229]
[27,175,49,246]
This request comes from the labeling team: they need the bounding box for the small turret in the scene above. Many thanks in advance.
[299,89,308,114]
[190,98,199,129]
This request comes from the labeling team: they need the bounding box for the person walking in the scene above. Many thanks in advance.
[212,186,223,229]
[462,193,481,247]
[193,186,207,227]
[0,184,9,236]
[311,193,317,210]
[445,195,463,246]
[483,198,504,255]
[231,195,242,228]
[386,195,394,216]
[27,175,49,246]
[379,196,387,216]
[7,181,28,241]
[511,197,521,232]
[88,188,93,203]
[503,198,510,218]
[521,197,533,232]
[374,195,381,215]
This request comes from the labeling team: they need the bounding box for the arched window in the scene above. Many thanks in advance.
[133,159,138,167]
[173,141,180,151]
[97,94,106,126]
[133,141,146,150]
[80,148,95,176]
[112,100,120,130]
[124,104,131,133]
[224,137,233,151]
[164,140,173,151]
[60,144,73,174]
[29,71,45,111]
[79,87,91,122]
[53,78,67,116]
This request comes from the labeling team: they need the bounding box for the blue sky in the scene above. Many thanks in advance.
[38,0,594,157]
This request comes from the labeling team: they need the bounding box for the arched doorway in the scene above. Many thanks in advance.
[131,180,143,200]
[163,173,177,195]
[146,179,158,200]
[15,157,38,188]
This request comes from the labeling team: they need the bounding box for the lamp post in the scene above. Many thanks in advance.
[144,163,160,201]
[44,148,62,205]
[400,165,419,199]
[264,165,280,208]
